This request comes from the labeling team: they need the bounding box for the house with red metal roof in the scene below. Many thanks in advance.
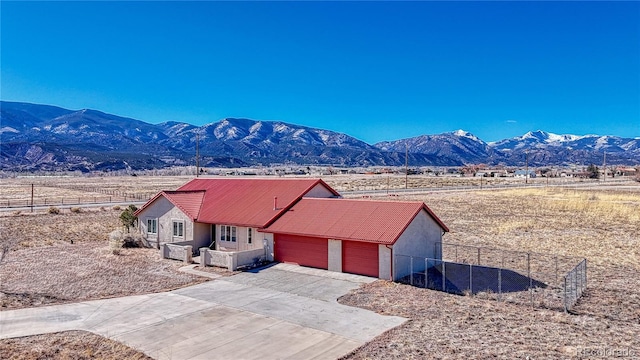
[134,178,338,253]
[134,178,448,280]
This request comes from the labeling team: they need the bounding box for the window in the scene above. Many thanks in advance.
[147,219,157,235]
[220,225,237,242]
[173,221,184,238]
[248,228,252,244]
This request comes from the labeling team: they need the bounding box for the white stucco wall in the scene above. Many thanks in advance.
[328,239,342,272]
[378,245,392,281]
[138,197,194,249]
[392,209,444,281]
[193,222,211,251]
[215,225,263,252]
[303,183,338,198]
[260,232,274,261]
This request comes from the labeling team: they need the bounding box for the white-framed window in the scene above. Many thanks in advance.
[248,228,252,244]
[147,218,157,236]
[221,225,237,242]
[172,220,184,238]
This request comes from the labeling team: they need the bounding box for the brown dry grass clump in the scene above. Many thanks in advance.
[0,331,151,360]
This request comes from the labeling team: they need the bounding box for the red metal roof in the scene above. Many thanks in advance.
[134,190,205,221]
[176,178,339,227]
[263,198,449,245]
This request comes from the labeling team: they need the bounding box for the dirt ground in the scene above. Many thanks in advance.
[0,331,151,360]
[339,186,640,359]
[0,208,211,310]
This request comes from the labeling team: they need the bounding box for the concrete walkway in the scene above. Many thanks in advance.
[0,264,406,360]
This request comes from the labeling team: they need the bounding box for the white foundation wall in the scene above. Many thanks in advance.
[138,197,194,248]
[392,210,443,281]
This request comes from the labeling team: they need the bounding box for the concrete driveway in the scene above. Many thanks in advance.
[0,263,406,360]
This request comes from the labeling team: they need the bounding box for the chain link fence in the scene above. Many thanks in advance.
[395,242,587,312]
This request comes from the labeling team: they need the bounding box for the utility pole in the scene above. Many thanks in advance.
[602,151,606,182]
[405,143,408,189]
[196,132,200,177]
[31,184,34,213]
[525,150,529,185]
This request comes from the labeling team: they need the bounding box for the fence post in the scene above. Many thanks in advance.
[442,259,446,292]
[584,260,587,293]
[469,264,473,296]
[563,276,568,312]
[477,248,481,265]
[527,253,533,307]
[571,269,578,306]
[498,267,502,302]
[410,257,414,286]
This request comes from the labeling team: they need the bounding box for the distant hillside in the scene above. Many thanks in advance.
[1,101,638,171]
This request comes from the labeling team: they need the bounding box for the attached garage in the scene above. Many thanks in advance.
[275,234,328,269]
[342,241,379,277]
[264,198,449,280]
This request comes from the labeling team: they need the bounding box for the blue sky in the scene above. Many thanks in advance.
[2,1,639,143]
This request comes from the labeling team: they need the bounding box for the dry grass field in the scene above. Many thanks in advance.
[340,186,640,359]
[0,331,151,360]
[1,175,638,358]
[0,208,209,309]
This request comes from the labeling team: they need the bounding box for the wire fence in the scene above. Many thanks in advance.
[0,185,154,208]
[395,242,587,312]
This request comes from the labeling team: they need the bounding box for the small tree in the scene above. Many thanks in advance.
[587,164,600,179]
[119,205,138,233]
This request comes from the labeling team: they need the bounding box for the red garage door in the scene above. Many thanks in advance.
[342,241,379,277]
[275,234,328,269]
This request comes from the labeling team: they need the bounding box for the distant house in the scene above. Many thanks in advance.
[514,170,536,178]
[134,178,449,280]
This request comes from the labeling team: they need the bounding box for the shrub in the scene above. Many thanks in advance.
[112,205,121,211]
[99,206,106,211]
[12,210,21,216]
[48,206,60,215]
[70,207,82,213]
[119,205,138,233]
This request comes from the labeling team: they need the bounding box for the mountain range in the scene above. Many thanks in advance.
[1,101,638,172]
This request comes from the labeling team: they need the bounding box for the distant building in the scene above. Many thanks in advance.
[514,170,536,178]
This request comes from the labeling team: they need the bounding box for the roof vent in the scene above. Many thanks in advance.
[273,196,278,211]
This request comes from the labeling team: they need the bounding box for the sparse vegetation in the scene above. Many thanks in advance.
[0,331,151,360]
[0,208,209,310]
[47,206,60,214]
[70,206,82,213]
[340,186,640,359]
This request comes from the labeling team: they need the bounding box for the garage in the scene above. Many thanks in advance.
[274,234,328,269]
[342,241,379,277]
